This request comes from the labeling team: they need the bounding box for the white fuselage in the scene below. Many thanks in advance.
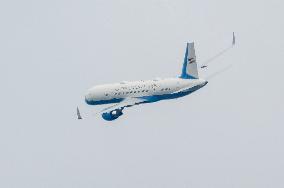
[85,78,207,105]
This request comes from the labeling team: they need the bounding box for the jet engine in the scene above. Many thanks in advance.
[102,109,123,121]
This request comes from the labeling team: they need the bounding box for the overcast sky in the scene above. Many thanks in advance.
[0,0,283,187]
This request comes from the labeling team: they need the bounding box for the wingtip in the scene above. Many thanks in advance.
[232,32,236,45]
[77,107,82,120]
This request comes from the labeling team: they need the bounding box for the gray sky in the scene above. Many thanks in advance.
[0,0,283,187]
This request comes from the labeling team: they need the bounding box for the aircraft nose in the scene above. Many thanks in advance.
[85,92,92,104]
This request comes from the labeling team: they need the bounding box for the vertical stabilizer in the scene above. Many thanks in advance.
[180,42,199,79]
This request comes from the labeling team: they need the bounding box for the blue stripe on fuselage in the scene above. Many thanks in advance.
[85,84,205,105]
[85,98,124,105]
[140,84,204,102]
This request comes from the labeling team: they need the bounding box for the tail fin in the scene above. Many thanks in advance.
[180,42,199,79]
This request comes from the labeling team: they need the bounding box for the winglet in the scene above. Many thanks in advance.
[232,32,236,46]
[77,107,82,119]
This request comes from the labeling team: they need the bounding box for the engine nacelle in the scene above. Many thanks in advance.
[101,109,123,121]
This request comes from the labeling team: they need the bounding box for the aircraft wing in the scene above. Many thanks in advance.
[99,97,148,114]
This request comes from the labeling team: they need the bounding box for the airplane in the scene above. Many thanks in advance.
[82,34,235,121]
